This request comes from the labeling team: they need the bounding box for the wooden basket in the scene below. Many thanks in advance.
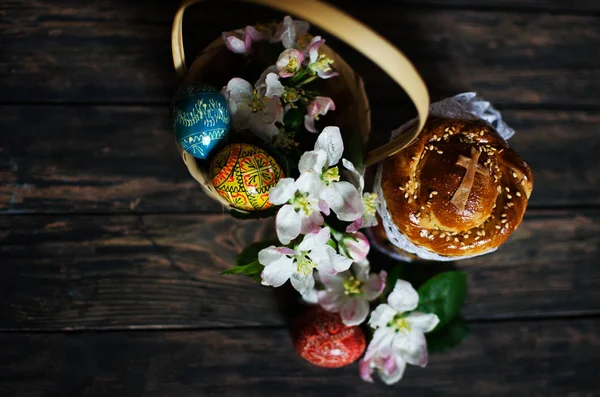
[171,0,430,210]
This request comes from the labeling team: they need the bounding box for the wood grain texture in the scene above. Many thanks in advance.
[386,0,600,13]
[0,318,598,396]
[1,1,599,106]
[1,106,598,214]
[1,210,598,330]
[0,106,219,214]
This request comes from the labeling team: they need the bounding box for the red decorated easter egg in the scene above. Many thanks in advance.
[293,307,366,368]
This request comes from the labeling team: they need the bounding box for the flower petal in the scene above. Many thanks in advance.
[245,25,265,41]
[255,65,279,92]
[308,36,325,63]
[352,260,370,281]
[298,227,331,252]
[341,158,364,191]
[368,303,397,330]
[290,272,315,295]
[302,288,319,305]
[264,73,285,98]
[304,115,317,133]
[298,150,327,174]
[261,96,284,124]
[364,327,395,360]
[359,359,374,383]
[387,279,419,313]
[345,217,363,233]
[309,245,352,274]
[269,178,296,205]
[317,290,344,312]
[275,205,302,245]
[406,312,440,334]
[317,70,339,79]
[363,270,387,301]
[318,199,330,216]
[315,126,344,166]
[258,245,284,266]
[378,356,407,385]
[393,329,429,367]
[300,210,324,235]
[261,256,295,287]
[224,35,248,54]
[323,181,363,222]
[340,297,369,326]
[224,78,253,103]
[295,169,323,197]
[318,271,346,291]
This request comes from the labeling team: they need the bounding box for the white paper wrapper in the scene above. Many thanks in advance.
[374,93,515,261]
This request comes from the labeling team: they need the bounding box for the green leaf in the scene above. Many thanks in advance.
[426,316,469,354]
[416,271,467,328]
[221,260,264,282]
[326,239,338,250]
[235,239,280,267]
[283,106,305,131]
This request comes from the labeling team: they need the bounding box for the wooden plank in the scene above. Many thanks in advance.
[0,106,220,213]
[387,0,600,13]
[0,318,598,396]
[1,209,598,330]
[1,1,599,106]
[1,106,598,214]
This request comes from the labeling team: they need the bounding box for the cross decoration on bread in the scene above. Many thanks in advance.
[451,147,489,210]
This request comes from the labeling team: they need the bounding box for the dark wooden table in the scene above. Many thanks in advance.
[1,1,599,396]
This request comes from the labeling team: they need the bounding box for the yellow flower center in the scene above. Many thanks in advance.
[296,253,317,276]
[282,87,302,105]
[310,55,334,74]
[249,89,264,113]
[363,192,377,217]
[284,57,299,74]
[391,316,412,333]
[291,191,313,216]
[321,166,340,185]
[343,276,362,296]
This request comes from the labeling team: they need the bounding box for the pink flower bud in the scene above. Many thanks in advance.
[342,231,370,262]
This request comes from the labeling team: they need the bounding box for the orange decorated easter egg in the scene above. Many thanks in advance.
[293,307,366,368]
[210,143,284,211]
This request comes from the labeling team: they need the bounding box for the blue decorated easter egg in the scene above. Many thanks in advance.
[171,83,231,160]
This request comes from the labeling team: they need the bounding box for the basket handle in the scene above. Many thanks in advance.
[171,0,430,166]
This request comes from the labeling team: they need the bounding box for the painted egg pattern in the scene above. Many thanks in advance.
[171,83,230,160]
[293,308,366,368]
[210,143,284,211]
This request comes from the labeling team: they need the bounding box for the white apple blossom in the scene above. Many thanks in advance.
[304,96,336,133]
[269,177,326,245]
[359,280,440,385]
[317,262,386,326]
[258,227,352,295]
[342,158,378,233]
[273,16,310,49]
[222,26,265,54]
[306,36,338,79]
[298,126,364,222]
[276,49,304,78]
[222,78,283,141]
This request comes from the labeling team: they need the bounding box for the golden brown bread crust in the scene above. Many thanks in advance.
[381,117,533,257]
